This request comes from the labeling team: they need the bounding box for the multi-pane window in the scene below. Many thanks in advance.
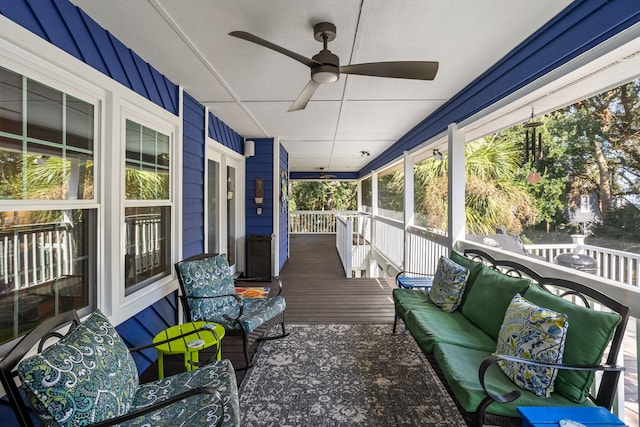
[124,120,171,294]
[0,66,96,346]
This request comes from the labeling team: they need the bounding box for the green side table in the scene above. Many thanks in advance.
[153,321,225,379]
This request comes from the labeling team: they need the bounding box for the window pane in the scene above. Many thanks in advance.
[124,206,170,293]
[361,177,372,212]
[66,94,94,151]
[0,209,95,346]
[0,66,22,135]
[377,167,403,220]
[27,80,63,143]
[125,120,170,200]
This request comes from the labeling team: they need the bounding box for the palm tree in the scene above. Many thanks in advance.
[410,136,537,235]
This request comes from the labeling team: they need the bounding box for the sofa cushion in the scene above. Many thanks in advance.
[461,267,531,340]
[427,256,470,312]
[523,285,622,402]
[432,343,596,418]
[17,310,139,427]
[496,294,569,398]
[393,288,432,321]
[406,306,496,353]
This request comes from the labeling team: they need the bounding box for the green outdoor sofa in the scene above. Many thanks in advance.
[393,249,629,427]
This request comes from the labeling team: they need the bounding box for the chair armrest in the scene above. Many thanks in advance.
[88,387,224,427]
[478,354,625,405]
[235,276,284,296]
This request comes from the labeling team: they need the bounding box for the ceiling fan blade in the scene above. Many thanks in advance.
[229,31,320,68]
[340,61,439,80]
[288,80,320,112]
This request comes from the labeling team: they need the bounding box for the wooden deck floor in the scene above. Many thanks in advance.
[141,234,396,384]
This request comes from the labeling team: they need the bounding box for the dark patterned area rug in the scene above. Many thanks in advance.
[238,324,467,426]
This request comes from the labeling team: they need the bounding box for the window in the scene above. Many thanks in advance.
[123,119,171,294]
[580,195,590,213]
[0,65,97,346]
[377,165,404,220]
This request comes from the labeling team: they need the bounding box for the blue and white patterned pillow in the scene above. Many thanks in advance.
[17,310,139,427]
[427,256,470,312]
[496,293,569,398]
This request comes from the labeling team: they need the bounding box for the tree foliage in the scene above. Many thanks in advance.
[289,181,357,211]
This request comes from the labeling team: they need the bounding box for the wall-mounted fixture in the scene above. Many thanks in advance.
[244,140,255,158]
[255,178,264,205]
[360,150,370,157]
[433,149,444,160]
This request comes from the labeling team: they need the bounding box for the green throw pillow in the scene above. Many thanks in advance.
[523,285,622,402]
[17,310,139,427]
[496,293,569,398]
[461,267,531,340]
[427,256,470,312]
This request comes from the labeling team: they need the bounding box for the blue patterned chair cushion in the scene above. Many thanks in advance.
[17,310,139,427]
[129,359,239,427]
[428,256,470,312]
[495,293,569,398]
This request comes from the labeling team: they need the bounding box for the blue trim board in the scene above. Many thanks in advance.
[359,0,640,176]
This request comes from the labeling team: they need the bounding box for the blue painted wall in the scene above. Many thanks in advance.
[245,138,275,236]
[360,0,640,176]
[279,145,289,271]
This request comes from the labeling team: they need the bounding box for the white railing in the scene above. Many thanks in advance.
[289,210,358,234]
[405,226,449,274]
[525,235,640,287]
[0,224,74,292]
[335,215,352,277]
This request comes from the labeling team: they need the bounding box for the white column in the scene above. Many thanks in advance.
[447,123,466,251]
[370,171,379,277]
[403,151,414,271]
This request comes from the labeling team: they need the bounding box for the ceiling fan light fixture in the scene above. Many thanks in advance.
[311,66,339,83]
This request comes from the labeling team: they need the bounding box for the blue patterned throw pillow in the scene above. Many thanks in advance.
[17,310,139,427]
[427,256,470,312]
[495,294,569,398]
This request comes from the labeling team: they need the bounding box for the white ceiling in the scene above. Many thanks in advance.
[70,0,587,173]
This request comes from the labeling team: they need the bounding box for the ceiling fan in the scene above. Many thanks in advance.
[303,168,337,179]
[229,22,439,112]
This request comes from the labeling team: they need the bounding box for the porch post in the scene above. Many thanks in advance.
[403,151,414,271]
[447,123,466,251]
[370,170,379,277]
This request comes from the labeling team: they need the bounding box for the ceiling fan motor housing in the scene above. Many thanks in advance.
[311,50,340,83]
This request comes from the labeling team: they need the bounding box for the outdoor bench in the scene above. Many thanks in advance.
[393,248,629,427]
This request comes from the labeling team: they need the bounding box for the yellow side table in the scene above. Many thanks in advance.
[153,321,225,379]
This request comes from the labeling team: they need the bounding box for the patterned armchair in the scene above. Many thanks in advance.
[0,309,239,427]
[175,253,288,370]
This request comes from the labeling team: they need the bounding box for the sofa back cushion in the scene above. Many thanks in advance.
[460,267,531,340]
[523,285,622,402]
[17,310,139,427]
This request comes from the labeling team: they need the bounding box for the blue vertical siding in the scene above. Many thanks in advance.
[182,93,207,258]
[245,138,275,236]
[278,145,289,271]
[208,113,243,153]
[0,0,179,114]
[360,0,640,176]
